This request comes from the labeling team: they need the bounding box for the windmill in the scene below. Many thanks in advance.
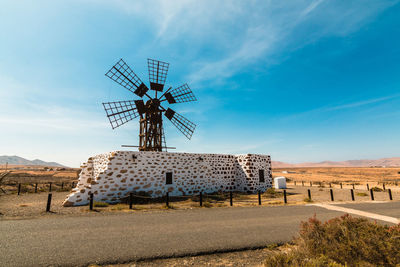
[103,58,197,152]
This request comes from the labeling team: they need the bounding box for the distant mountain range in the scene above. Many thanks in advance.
[272,157,400,168]
[1,155,399,168]
[0,155,65,167]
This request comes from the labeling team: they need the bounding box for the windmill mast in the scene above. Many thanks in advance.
[139,99,163,151]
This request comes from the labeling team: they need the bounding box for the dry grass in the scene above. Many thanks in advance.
[93,201,109,207]
[273,167,400,184]
[1,165,79,187]
[110,204,126,211]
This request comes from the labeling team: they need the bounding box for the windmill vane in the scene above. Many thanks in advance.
[103,58,197,151]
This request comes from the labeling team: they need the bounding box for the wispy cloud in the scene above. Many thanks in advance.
[188,26,277,86]
[281,93,400,121]
[301,0,324,17]
[324,94,400,112]
[87,0,397,88]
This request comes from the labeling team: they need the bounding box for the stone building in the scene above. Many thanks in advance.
[63,151,272,206]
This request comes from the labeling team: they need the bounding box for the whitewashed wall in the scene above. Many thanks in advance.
[63,151,272,206]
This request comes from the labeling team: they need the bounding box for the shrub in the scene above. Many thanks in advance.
[371,187,383,192]
[161,204,175,209]
[110,204,126,210]
[203,201,213,208]
[356,192,368,197]
[303,197,313,203]
[264,214,400,266]
[93,201,109,207]
[264,188,283,198]
[268,201,283,205]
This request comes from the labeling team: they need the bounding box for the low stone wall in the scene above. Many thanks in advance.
[63,151,272,206]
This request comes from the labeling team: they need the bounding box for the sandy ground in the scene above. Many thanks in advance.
[1,183,398,220]
[273,167,400,183]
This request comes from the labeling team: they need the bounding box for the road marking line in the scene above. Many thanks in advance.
[312,203,400,224]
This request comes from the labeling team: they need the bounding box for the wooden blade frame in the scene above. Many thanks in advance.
[105,58,149,97]
[165,108,196,140]
[148,58,169,92]
[103,100,139,129]
[165,84,197,104]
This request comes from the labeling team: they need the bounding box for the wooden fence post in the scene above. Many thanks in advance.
[17,183,21,195]
[129,193,133,209]
[308,189,311,200]
[49,182,52,192]
[35,183,38,193]
[367,184,369,191]
[370,189,374,201]
[383,183,386,191]
[199,192,202,207]
[258,191,261,205]
[46,193,52,212]
[330,189,334,201]
[89,193,94,210]
[166,192,169,207]
[230,191,233,206]
[388,189,393,201]
[283,190,287,204]
[351,189,355,201]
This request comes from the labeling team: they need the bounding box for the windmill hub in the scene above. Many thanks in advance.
[146,99,160,112]
[103,58,197,152]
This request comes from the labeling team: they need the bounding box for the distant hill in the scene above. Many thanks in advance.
[272,157,400,168]
[0,155,65,167]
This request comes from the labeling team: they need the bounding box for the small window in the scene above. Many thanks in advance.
[166,172,173,184]
[259,169,265,183]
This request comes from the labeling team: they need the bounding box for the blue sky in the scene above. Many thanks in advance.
[1,0,399,167]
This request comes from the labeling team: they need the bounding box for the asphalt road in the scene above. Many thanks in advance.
[1,202,399,267]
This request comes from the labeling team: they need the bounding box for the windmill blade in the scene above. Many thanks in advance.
[103,100,139,129]
[148,58,169,92]
[105,59,149,97]
[164,83,197,104]
[165,108,196,140]
[134,100,146,115]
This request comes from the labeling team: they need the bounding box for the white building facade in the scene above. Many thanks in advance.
[63,151,272,206]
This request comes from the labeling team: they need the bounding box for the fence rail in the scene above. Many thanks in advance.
[1,181,78,194]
